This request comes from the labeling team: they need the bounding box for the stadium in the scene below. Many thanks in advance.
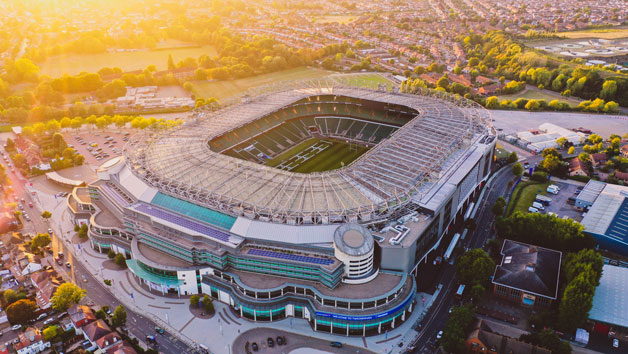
[67,80,496,336]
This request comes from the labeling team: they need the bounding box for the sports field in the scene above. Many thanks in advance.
[265,138,369,173]
[189,67,331,101]
[39,45,218,77]
[557,28,628,39]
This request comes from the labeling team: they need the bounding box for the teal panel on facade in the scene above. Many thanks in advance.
[151,192,237,230]
[126,259,183,287]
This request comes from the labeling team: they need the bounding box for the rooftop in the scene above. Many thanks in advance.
[233,268,403,300]
[492,240,562,299]
[590,264,628,328]
[581,182,628,237]
[93,201,123,229]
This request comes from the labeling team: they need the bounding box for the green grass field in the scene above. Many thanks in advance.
[189,67,331,100]
[498,89,581,107]
[331,73,395,90]
[39,45,218,77]
[507,181,551,215]
[265,138,369,173]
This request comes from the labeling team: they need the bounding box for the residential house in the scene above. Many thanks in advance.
[621,145,628,158]
[590,153,608,168]
[10,251,42,282]
[569,158,588,177]
[108,343,137,354]
[83,319,117,353]
[466,319,552,354]
[0,344,8,354]
[492,240,562,307]
[614,171,628,184]
[68,304,97,334]
[14,327,50,354]
[30,271,61,310]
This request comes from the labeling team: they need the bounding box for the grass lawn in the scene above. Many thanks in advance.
[557,28,628,40]
[507,181,551,215]
[265,138,369,173]
[39,45,218,77]
[189,67,331,100]
[332,73,395,90]
[497,89,580,107]
[494,146,510,160]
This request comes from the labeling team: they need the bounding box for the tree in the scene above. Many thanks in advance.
[6,299,37,325]
[190,294,200,307]
[30,233,51,252]
[111,305,127,327]
[201,295,214,314]
[470,284,486,304]
[563,249,604,286]
[3,289,26,305]
[556,137,568,149]
[442,305,475,353]
[485,96,499,109]
[95,308,107,319]
[43,325,58,341]
[114,253,127,268]
[558,272,595,333]
[455,249,495,286]
[41,210,52,221]
[492,197,506,217]
[520,329,572,354]
[107,249,116,259]
[567,146,575,155]
[167,54,175,70]
[78,224,88,239]
[496,212,594,252]
[507,151,518,164]
[512,162,523,176]
[51,283,86,311]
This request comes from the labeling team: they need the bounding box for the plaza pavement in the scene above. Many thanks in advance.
[32,177,436,354]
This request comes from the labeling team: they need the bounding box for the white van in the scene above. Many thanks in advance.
[547,186,559,195]
[528,207,539,213]
[532,202,545,210]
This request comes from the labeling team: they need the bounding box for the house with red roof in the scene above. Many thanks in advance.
[68,304,97,334]
[590,153,608,168]
[14,327,50,354]
[30,270,61,310]
[569,158,588,177]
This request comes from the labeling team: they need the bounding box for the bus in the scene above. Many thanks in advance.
[444,233,461,262]
[455,284,466,299]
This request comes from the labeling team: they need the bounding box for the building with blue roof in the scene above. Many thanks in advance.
[580,181,628,256]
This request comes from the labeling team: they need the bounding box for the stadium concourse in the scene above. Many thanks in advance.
[67,80,496,338]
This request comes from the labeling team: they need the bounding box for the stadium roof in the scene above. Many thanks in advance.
[590,265,628,328]
[124,80,493,224]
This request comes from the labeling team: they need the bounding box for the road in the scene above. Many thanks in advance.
[407,163,521,353]
[1,145,198,354]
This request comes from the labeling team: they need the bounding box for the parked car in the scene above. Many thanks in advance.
[330,342,343,348]
[276,336,284,345]
[37,313,48,320]
[436,331,443,340]
[251,342,258,351]
[43,318,55,325]
[155,327,164,334]
[267,337,274,347]
[613,338,619,348]
[48,228,53,235]
[11,324,21,330]
[65,262,71,269]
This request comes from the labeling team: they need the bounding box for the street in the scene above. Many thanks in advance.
[1,143,199,354]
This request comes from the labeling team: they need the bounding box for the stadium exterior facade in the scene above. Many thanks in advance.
[67,81,495,336]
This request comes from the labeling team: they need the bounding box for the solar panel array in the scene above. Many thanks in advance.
[134,204,231,243]
[248,248,334,266]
